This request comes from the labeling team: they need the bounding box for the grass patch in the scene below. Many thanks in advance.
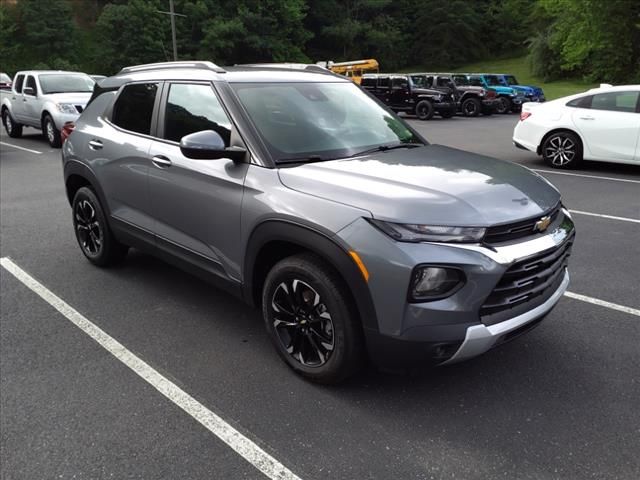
[401,56,597,100]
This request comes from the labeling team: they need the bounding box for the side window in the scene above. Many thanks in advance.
[14,74,25,93]
[360,77,376,88]
[377,76,390,88]
[566,95,593,109]
[391,77,408,90]
[112,83,159,135]
[436,77,450,87]
[163,83,232,145]
[25,76,37,95]
[591,91,639,113]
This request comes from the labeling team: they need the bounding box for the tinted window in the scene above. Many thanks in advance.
[164,83,232,145]
[112,83,158,135]
[436,77,452,87]
[25,76,37,95]
[361,77,376,88]
[410,76,426,88]
[391,77,408,89]
[566,95,593,109]
[14,74,24,93]
[468,76,483,87]
[378,77,390,88]
[591,91,639,113]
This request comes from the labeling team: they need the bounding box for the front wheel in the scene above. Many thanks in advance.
[415,100,434,120]
[461,98,481,117]
[496,97,512,114]
[262,253,365,384]
[72,187,128,266]
[541,131,583,169]
[43,114,62,148]
[3,110,23,138]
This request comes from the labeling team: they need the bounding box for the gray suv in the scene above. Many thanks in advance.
[62,61,575,383]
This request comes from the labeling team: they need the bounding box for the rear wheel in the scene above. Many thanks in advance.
[2,109,23,138]
[72,187,128,266]
[262,253,365,384]
[542,131,583,169]
[461,98,481,117]
[415,100,434,120]
[496,97,512,114]
[43,114,62,148]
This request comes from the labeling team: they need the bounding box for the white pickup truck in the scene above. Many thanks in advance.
[1,70,95,147]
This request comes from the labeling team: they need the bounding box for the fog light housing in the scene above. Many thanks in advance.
[409,266,465,302]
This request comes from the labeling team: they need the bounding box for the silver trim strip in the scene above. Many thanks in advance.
[441,269,570,365]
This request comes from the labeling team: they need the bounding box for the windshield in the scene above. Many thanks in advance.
[452,75,470,86]
[0,73,10,83]
[504,75,519,86]
[39,74,94,94]
[484,75,503,86]
[232,82,422,163]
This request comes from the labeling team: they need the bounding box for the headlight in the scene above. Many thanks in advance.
[509,92,517,97]
[56,103,77,114]
[409,266,465,301]
[369,219,486,243]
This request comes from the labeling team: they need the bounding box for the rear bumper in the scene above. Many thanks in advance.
[441,269,569,365]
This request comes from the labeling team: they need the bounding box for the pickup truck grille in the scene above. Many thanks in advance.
[480,236,573,321]
[484,204,561,244]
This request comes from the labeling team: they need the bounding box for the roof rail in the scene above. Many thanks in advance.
[118,61,226,75]
[236,63,331,74]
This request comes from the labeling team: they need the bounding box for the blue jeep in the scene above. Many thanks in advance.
[496,74,545,103]
[466,74,526,114]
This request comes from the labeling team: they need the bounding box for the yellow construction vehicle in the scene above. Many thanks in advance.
[317,59,380,84]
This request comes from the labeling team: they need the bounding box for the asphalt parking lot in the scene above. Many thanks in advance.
[1,115,639,480]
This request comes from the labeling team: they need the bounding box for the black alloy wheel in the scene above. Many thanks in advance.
[262,253,364,383]
[542,131,582,169]
[72,187,128,266]
[415,100,434,120]
[496,97,512,114]
[270,279,335,367]
[461,98,481,117]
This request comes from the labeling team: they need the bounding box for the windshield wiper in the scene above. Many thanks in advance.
[346,142,423,158]
[276,155,330,165]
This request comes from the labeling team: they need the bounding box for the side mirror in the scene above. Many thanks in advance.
[23,86,36,96]
[179,130,246,161]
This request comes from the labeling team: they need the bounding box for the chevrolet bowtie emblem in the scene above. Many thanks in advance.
[534,215,551,232]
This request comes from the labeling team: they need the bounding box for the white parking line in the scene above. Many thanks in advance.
[533,169,640,184]
[0,141,43,154]
[0,257,302,480]
[568,209,640,224]
[564,291,640,317]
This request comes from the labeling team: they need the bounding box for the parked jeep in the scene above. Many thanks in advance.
[410,73,500,117]
[361,74,457,120]
[460,74,525,114]
[495,74,545,102]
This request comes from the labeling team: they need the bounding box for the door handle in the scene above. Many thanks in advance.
[88,139,103,150]
[579,116,595,120]
[151,155,172,168]
[22,98,27,102]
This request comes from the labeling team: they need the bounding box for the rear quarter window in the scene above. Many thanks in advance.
[566,95,593,109]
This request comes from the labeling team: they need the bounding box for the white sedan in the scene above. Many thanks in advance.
[513,84,640,168]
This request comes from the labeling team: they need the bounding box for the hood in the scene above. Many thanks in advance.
[278,145,560,226]
[511,85,535,95]
[44,92,92,105]
[413,87,447,96]
[489,86,516,95]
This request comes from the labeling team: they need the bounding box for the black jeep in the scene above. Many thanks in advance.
[410,73,501,117]
[361,74,457,120]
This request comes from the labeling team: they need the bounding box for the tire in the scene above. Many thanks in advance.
[461,98,481,117]
[415,100,434,120]
[2,109,23,138]
[43,114,61,148]
[541,131,583,169]
[496,97,512,114]
[72,187,128,266]
[262,253,365,384]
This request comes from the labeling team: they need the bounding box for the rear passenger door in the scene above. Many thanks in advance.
[147,82,249,280]
[22,75,40,124]
[95,81,160,234]
[10,74,26,122]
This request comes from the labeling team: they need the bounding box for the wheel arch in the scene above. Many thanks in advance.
[64,160,110,213]
[536,127,585,156]
[243,220,379,331]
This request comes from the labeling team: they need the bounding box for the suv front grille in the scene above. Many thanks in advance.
[484,204,561,244]
[480,236,573,321]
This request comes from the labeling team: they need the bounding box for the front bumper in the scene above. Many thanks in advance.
[337,209,574,369]
[50,111,81,129]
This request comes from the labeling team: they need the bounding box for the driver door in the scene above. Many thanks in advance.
[148,82,249,280]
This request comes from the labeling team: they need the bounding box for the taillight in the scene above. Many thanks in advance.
[520,111,532,121]
[61,121,75,143]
